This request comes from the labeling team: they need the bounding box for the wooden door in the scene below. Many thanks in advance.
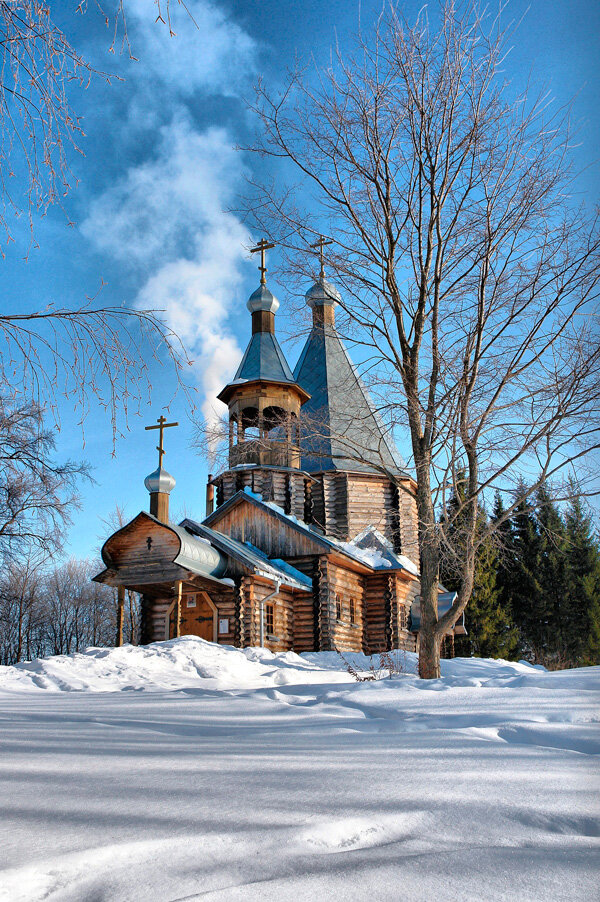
[179,592,216,641]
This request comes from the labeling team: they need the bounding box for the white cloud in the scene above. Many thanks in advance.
[123,0,257,97]
[82,115,251,431]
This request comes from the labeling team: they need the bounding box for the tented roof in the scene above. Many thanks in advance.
[293,320,407,476]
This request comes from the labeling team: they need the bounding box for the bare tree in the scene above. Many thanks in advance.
[1,303,193,445]
[0,395,87,561]
[0,0,189,247]
[247,2,600,677]
[0,548,45,663]
[1,3,197,440]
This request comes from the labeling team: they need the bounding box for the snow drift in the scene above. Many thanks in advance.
[3,634,598,694]
[0,639,598,902]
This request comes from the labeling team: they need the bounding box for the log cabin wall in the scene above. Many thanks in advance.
[323,472,349,539]
[140,594,174,644]
[398,479,419,565]
[307,472,420,566]
[315,556,333,650]
[293,585,315,652]
[395,576,419,652]
[363,574,391,654]
[213,468,309,519]
[345,475,397,545]
[326,561,366,653]
[255,581,297,652]
[241,575,256,646]
[211,502,325,559]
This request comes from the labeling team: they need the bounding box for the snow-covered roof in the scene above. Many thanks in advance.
[182,518,312,592]
[343,526,420,575]
[204,489,419,576]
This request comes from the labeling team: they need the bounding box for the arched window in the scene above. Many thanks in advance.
[290,412,299,446]
[263,405,287,440]
[240,406,260,441]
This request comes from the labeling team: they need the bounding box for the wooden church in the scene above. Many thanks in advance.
[94,243,463,654]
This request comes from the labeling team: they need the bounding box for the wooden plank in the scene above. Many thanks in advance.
[115,585,125,647]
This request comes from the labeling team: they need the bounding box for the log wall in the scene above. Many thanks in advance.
[211,501,324,559]
[327,561,366,653]
[214,468,309,520]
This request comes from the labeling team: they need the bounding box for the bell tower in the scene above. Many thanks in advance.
[210,241,313,520]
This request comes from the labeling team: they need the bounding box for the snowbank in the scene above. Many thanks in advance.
[0,635,597,694]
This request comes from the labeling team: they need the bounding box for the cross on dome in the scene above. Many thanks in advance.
[250,238,275,285]
[310,234,333,280]
[145,415,178,469]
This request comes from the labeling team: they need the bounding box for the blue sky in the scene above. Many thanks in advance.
[2,0,598,561]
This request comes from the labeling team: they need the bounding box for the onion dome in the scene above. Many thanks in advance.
[247,284,280,314]
[305,277,341,308]
[144,467,176,495]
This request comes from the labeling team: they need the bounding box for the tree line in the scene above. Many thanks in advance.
[442,477,600,668]
[0,556,140,667]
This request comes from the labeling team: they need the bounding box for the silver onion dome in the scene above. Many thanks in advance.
[305,277,341,308]
[246,284,280,314]
[144,466,176,495]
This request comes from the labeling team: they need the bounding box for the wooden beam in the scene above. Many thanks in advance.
[116,585,125,647]
[174,581,182,638]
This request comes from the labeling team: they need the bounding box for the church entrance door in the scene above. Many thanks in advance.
[178,592,217,642]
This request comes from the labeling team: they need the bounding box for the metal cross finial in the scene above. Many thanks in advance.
[145,415,179,469]
[250,238,275,285]
[310,235,333,280]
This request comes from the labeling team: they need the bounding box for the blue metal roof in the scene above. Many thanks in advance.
[234,331,295,384]
[293,321,407,476]
[181,518,312,591]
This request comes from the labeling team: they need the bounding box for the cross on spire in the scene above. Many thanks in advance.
[250,238,275,285]
[310,235,333,280]
[145,415,178,469]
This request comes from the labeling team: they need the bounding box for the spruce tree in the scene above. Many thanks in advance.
[534,484,569,659]
[564,490,600,664]
[441,475,518,659]
[509,481,548,658]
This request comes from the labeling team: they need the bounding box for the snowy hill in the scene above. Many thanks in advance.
[0,638,598,901]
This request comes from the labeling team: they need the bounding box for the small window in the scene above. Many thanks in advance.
[336,595,343,621]
[349,597,357,624]
[186,595,197,608]
[399,604,407,630]
[265,603,275,636]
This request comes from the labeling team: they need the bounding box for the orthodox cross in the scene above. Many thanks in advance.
[311,235,333,280]
[145,415,178,469]
[250,238,275,285]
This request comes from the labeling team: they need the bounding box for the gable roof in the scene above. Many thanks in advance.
[293,323,407,476]
[204,488,419,576]
[181,518,312,591]
[343,526,420,576]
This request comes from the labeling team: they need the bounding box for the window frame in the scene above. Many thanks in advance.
[349,596,357,625]
[335,594,343,622]
[265,602,275,637]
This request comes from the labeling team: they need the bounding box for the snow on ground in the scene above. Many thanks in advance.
[0,639,598,901]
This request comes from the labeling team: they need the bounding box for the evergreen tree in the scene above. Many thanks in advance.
[564,490,600,664]
[534,484,569,659]
[508,480,549,657]
[441,475,518,660]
